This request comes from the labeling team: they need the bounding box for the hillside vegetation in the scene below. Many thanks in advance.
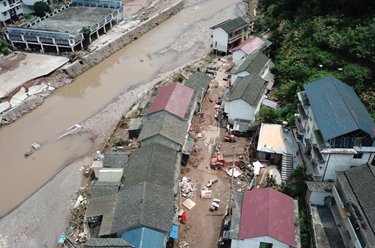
[254,0,375,122]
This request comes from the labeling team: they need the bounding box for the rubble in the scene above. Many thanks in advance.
[179,176,196,198]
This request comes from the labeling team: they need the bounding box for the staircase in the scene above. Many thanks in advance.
[281,153,293,181]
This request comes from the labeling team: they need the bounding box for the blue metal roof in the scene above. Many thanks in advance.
[304,76,375,141]
[169,224,178,239]
[122,227,165,248]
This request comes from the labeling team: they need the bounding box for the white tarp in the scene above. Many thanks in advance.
[253,160,264,176]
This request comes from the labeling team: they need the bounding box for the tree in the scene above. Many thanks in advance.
[81,26,91,40]
[256,107,281,124]
[34,2,52,17]
[0,39,10,55]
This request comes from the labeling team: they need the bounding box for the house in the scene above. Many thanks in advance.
[137,114,188,152]
[230,188,300,248]
[85,182,120,237]
[111,144,180,247]
[94,151,129,182]
[231,36,272,64]
[332,163,375,248]
[305,181,334,206]
[223,74,267,124]
[256,123,294,181]
[0,0,23,24]
[184,72,212,113]
[296,76,375,181]
[143,82,196,124]
[230,51,270,85]
[210,16,249,54]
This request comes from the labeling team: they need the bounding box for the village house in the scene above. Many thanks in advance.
[230,188,300,248]
[230,51,271,85]
[0,0,23,24]
[332,163,375,248]
[256,123,295,181]
[137,114,189,152]
[110,144,180,247]
[223,74,267,124]
[90,151,129,182]
[296,76,375,181]
[231,36,272,64]
[210,16,249,54]
[305,181,334,206]
[184,71,212,113]
[141,82,197,125]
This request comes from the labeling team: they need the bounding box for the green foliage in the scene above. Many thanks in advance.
[24,13,34,21]
[291,165,306,181]
[110,136,123,146]
[0,39,10,55]
[256,107,282,124]
[81,26,91,40]
[173,74,184,83]
[34,1,52,17]
[255,0,375,123]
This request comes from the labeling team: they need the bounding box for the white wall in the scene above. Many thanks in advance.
[231,71,250,85]
[231,236,290,248]
[323,152,374,181]
[224,99,255,124]
[212,27,228,53]
[233,50,245,65]
[309,191,333,205]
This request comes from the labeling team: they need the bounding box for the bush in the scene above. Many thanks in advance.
[0,39,10,55]
[34,1,52,17]
[81,26,91,40]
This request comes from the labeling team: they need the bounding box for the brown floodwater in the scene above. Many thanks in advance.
[0,0,241,217]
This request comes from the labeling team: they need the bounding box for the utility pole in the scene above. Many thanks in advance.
[228,144,237,216]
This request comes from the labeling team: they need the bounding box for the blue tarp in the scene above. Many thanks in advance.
[122,227,164,248]
[169,224,178,239]
[58,235,66,244]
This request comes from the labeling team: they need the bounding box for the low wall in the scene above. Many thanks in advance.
[63,0,185,78]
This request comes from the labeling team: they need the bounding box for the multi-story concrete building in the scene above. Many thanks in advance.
[0,0,23,24]
[296,76,375,181]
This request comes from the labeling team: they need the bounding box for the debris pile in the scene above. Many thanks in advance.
[179,177,196,198]
[179,240,190,248]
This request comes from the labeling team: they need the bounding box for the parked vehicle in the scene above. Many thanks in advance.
[210,153,242,170]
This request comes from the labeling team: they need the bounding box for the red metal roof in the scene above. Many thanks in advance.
[232,36,265,55]
[238,188,296,247]
[147,82,194,119]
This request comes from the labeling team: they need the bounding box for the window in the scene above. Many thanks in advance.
[3,2,7,7]
[353,152,363,159]
[259,242,273,248]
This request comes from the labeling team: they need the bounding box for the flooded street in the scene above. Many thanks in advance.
[0,0,243,217]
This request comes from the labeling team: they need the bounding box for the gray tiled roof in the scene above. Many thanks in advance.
[231,51,269,75]
[344,164,375,235]
[226,74,266,106]
[304,76,375,140]
[211,17,248,33]
[84,238,134,247]
[137,114,188,146]
[91,182,120,198]
[184,72,211,103]
[112,182,175,234]
[103,152,129,168]
[124,144,179,190]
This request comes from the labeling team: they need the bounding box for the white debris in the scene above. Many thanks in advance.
[31,143,41,150]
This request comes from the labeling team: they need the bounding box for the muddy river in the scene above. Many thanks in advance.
[0,0,242,217]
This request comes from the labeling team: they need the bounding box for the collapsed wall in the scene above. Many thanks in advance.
[63,0,185,78]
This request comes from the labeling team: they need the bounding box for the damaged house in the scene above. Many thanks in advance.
[184,72,212,114]
[231,36,272,64]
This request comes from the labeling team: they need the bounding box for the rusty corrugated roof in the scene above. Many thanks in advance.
[239,188,296,247]
[147,82,194,119]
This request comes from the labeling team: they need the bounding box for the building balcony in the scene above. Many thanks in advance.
[313,145,325,163]
[298,104,308,119]
[228,33,242,44]
[295,117,305,133]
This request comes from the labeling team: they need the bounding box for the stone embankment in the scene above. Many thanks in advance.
[0,0,184,126]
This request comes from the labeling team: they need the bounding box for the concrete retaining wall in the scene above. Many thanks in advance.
[63,0,185,78]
